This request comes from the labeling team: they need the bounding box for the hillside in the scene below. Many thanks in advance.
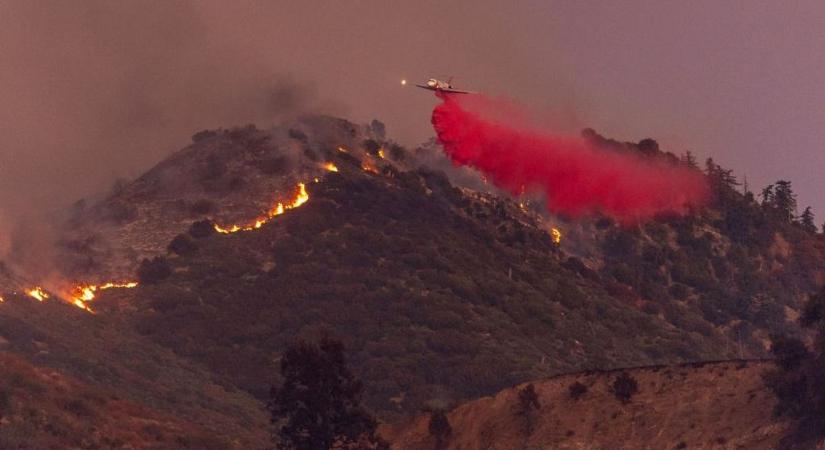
[386,360,789,450]
[1,115,825,443]
[0,291,269,448]
[96,161,736,417]
[0,352,236,450]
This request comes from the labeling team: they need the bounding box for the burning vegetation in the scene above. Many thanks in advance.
[26,286,49,302]
[16,281,139,313]
[67,281,139,312]
[551,227,562,245]
[213,182,309,234]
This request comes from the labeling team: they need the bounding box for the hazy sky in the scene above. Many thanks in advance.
[1,1,823,220]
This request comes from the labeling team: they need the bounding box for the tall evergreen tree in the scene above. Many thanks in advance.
[516,384,541,436]
[764,287,825,443]
[799,206,817,233]
[268,337,387,450]
[773,180,797,222]
[704,158,739,206]
[761,184,775,205]
[428,409,452,450]
[680,151,698,169]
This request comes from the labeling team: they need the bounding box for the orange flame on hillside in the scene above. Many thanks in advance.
[68,281,138,312]
[27,287,49,302]
[323,162,339,172]
[214,183,309,234]
[361,157,379,174]
[551,227,562,245]
[16,282,138,313]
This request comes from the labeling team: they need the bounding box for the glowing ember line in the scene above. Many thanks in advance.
[323,162,339,172]
[214,183,309,234]
[67,281,139,313]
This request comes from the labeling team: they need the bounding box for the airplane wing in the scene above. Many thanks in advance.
[439,88,475,94]
[415,85,475,94]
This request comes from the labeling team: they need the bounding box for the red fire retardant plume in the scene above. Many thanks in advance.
[432,94,708,223]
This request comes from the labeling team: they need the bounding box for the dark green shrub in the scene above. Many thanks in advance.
[610,372,639,404]
[568,381,588,400]
[168,234,198,256]
[189,220,216,238]
[137,257,172,284]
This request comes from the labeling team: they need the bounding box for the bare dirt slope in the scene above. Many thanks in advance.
[387,360,790,450]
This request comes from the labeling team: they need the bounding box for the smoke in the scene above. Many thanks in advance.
[0,2,342,220]
[432,94,708,223]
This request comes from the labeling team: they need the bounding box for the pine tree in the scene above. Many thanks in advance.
[428,410,452,450]
[773,180,797,222]
[704,158,739,206]
[680,151,698,169]
[268,337,386,450]
[764,287,825,442]
[516,384,541,435]
[799,206,817,233]
[761,184,774,205]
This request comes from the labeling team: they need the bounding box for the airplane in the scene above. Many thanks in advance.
[414,77,475,94]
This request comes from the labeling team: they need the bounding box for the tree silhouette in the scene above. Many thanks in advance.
[761,184,774,205]
[764,287,825,443]
[772,180,797,222]
[515,384,541,436]
[268,337,386,450]
[428,409,452,450]
[680,151,698,169]
[798,206,817,233]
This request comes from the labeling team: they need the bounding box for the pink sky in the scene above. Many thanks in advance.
[1,0,823,221]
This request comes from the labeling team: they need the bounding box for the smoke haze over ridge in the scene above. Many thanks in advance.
[1,0,824,221]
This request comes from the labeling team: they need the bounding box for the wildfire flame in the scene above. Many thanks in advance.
[27,287,49,302]
[323,162,339,172]
[214,182,309,234]
[68,281,138,312]
[361,156,379,174]
[377,149,386,159]
[551,227,562,245]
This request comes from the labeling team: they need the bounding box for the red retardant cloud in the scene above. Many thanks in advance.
[431,94,708,223]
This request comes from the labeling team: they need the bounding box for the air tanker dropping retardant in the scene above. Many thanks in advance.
[414,77,475,94]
